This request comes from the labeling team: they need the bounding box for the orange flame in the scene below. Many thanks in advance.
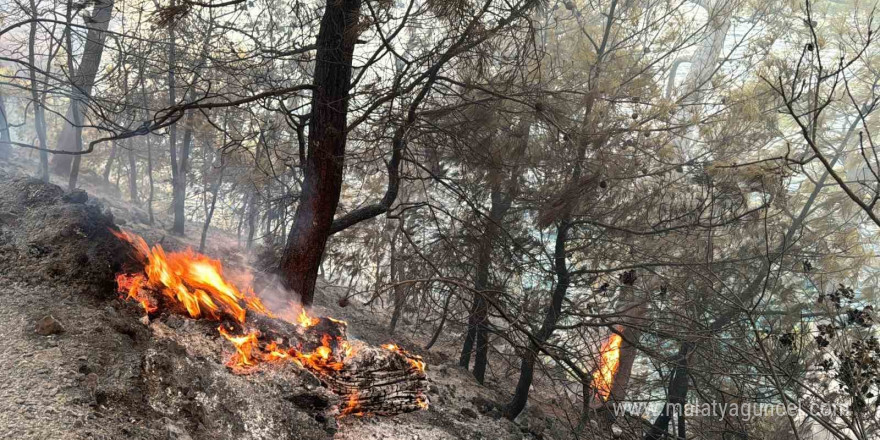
[382,343,426,373]
[297,309,320,328]
[111,230,266,322]
[591,333,622,401]
[111,229,427,416]
[218,326,259,367]
[342,392,361,416]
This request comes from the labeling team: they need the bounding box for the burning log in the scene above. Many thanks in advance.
[328,344,428,416]
[112,229,429,417]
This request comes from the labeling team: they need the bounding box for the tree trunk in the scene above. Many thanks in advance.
[246,189,259,251]
[200,114,227,253]
[0,93,11,160]
[389,218,406,334]
[28,0,49,182]
[645,342,692,440]
[51,0,114,178]
[471,185,512,384]
[278,0,362,306]
[128,145,139,204]
[139,60,155,225]
[504,220,570,419]
[167,13,180,231]
[461,117,531,381]
[167,18,213,236]
[102,141,117,182]
[199,169,223,253]
[609,271,643,403]
[172,122,192,234]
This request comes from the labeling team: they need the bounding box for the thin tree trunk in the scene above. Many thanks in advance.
[246,189,258,251]
[168,19,213,236]
[139,61,155,224]
[389,217,406,334]
[0,93,11,160]
[461,116,531,381]
[119,61,138,203]
[237,197,247,245]
[279,0,362,306]
[645,342,692,440]
[167,10,180,233]
[200,113,227,252]
[128,145,139,203]
[199,164,224,253]
[103,141,117,182]
[469,184,512,384]
[27,0,49,182]
[502,95,588,417]
[172,122,192,234]
[51,0,114,178]
[504,220,571,419]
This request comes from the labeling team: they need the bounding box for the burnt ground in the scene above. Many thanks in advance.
[0,163,571,440]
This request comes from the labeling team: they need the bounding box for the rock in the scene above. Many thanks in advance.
[165,420,193,440]
[460,407,478,419]
[316,413,338,435]
[139,315,150,326]
[84,373,99,400]
[301,370,322,390]
[62,190,88,204]
[35,315,65,335]
[611,423,622,438]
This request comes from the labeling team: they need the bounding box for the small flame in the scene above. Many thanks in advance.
[297,309,320,328]
[591,333,623,401]
[382,343,425,373]
[416,394,429,410]
[218,326,259,367]
[342,392,361,416]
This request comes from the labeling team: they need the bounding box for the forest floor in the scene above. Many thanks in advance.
[0,158,575,440]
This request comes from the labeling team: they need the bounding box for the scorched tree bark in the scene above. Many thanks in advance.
[279,0,363,305]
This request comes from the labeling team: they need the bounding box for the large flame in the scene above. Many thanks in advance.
[111,230,267,322]
[111,229,426,416]
[591,333,622,401]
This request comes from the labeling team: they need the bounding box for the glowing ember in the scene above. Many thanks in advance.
[591,333,622,401]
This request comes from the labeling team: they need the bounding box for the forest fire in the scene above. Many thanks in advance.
[591,333,623,401]
[111,229,429,416]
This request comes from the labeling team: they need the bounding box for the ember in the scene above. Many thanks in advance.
[112,229,429,416]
